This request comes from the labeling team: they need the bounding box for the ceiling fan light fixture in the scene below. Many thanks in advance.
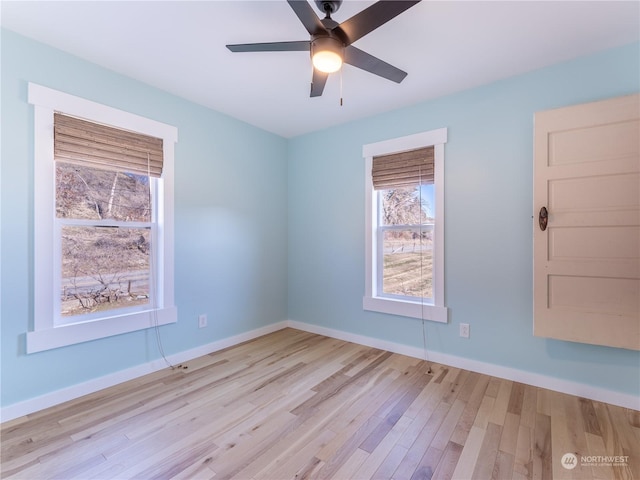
[313,50,342,73]
[311,36,343,73]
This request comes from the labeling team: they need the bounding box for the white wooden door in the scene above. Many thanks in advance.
[533,94,640,350]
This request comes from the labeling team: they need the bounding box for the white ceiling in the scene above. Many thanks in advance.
[2,1,639,138]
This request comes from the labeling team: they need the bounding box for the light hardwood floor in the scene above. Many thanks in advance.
[1,328,639,479]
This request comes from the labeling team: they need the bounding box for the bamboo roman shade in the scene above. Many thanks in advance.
[372,146,434,190]
[54,113,164,177]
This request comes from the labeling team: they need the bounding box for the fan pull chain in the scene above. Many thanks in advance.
[340,66,343,106]
[146,152,178,370]
[418,166,432,374]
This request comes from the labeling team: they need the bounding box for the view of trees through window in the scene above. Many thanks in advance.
[56,162,152,318]
[380,185,434,300]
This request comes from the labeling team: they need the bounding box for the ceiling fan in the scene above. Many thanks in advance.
[226,0,421,97]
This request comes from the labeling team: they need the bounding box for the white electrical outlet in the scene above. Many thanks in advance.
[460,323,470,338]
[198,314,207,328]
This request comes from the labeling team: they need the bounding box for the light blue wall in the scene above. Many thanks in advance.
[1,29,288,407]
[2,27,638,410]
[288,42,640,397]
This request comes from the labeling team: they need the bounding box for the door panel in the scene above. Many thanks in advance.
[548,119,639,166]
[549,173,639,212]
[548,276,638,315]
[549,226,639,261]
[534,94,640,350]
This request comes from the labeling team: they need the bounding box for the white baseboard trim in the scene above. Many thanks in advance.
[0,321,287,423]
[3,319,637,423]
[286,320,640,411]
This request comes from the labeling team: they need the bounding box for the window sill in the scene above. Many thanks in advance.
[363,296,448,323]
[26,307,177,353]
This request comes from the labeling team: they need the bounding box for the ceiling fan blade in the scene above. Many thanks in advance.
[287,0,326,36]
[344,45,407,83]
[227,41,310,53]
[338,1,421,45]
[310,69,329,97]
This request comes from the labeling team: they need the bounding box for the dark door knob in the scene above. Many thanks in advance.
[539,206,548,231]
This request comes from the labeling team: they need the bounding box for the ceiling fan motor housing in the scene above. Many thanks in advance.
[311,33,344,54]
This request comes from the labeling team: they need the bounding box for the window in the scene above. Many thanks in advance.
[363,129,448,323]
[27,83,178,353]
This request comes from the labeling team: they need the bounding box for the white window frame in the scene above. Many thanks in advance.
[363,128,448,323]
[27,83,178,353]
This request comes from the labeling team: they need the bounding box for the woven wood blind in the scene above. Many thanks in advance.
[54,113,164,177]
[372,146,434,190]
